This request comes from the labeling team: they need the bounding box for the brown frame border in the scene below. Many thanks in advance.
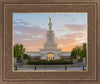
[0,0,99,84]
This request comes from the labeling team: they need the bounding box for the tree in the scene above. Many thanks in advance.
[14,44,25,62]
[81,43,87,57]
[70,46,81,59]
[74,46,81,56]
[70,43,87,60]
[23,53,31,61]
[70,48,77,59]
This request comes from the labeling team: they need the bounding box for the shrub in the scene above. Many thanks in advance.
[27,60,73,65]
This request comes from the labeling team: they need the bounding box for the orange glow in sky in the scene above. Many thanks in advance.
[14,13,87,52]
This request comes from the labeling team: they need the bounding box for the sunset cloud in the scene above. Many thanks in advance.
[62,24,86,31]
[14,19,29,26]
[14,20,47,51]
[13,13,87,52]
[55,30,87,51]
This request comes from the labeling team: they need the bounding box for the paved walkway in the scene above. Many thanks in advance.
[15,67,87,71]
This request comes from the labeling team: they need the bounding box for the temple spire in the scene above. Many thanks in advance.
[48,17,52,31]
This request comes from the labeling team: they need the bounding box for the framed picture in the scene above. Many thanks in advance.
[13,13,87,72]
[0,0,99,84]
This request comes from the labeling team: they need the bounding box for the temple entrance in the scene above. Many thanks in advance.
[47,53,55,61]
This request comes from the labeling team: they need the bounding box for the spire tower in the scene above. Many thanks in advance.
[43,17,57,49]
[48,17,52,31]
[40,18,61,60]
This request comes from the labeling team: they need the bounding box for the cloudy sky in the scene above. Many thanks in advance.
[13,13,87,52]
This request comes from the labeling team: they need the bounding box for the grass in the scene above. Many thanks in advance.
[83,69,87,71]
[13,69,18,71]
[80,69,87,71]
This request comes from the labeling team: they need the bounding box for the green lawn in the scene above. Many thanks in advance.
[80,69,87,71]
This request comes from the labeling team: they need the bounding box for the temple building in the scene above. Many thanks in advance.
[26,18,71,61]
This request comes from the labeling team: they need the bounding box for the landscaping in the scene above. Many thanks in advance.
[27,60,73,65]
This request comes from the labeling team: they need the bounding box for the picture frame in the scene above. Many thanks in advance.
[0,0,99,84]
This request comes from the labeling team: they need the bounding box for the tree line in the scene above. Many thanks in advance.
[14,43,87,62]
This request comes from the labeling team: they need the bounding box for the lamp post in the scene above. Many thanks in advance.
[65,64,67,71]
[34,64,36,71]
[83,65,84,70]
[15,65,17,70]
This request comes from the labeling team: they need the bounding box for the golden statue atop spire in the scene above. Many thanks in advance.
[49,17,51,23]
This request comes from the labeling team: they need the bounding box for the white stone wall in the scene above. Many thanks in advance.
[40,49,61,60]
[25,52,41,57]
[25,51,70,60]
[83,57,86,65]
[25,50,71,60]
[60,52,71,57]
[14,58,17,65]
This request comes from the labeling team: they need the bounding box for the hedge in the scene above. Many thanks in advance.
[27,60,73,65]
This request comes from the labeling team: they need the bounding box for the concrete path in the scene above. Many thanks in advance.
[15,67,87,71]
